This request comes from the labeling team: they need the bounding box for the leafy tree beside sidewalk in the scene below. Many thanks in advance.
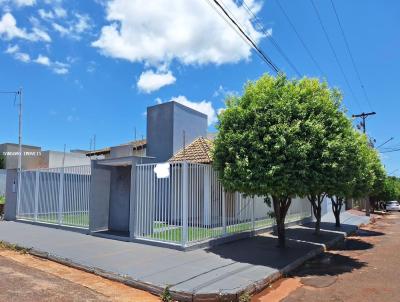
[213,74,313,248]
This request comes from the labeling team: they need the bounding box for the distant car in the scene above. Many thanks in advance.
[385,201,400,211]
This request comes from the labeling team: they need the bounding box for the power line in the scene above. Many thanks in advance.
[240,0,301,77]
[310,0,362,111]
[329,0,374,111]
[380,148,400,154]
[207,0,280,73]
[274,0,326,77]
[376,137,394,149]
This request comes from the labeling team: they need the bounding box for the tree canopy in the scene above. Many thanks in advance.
[213,73,387,246]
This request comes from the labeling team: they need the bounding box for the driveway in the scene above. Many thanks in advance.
[253,212,400,302]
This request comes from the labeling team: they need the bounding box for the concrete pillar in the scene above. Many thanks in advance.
[89,161,111,232]
[4,169,18,221]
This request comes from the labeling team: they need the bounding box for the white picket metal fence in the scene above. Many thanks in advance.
[17,165,91,229]
[135,162,312,247]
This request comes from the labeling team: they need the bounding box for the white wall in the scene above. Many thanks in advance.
[46,151,90,168]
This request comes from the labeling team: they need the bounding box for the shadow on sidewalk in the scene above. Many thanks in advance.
[206,235,318,269]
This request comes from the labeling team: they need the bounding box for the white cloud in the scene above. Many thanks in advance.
[74,13,91,33]
[0,12,51,42]
[13,0,35,7]
[14,52,30,62]
[52,61,69,74]
[5,44,19,54]
[54,7,67,18]
[34,54,50,66]
[169,95,217,126]
[38,9,54,19]
[49,13,92,39]
[38,7,67,20]
[213,85,238,99]
[137,69,176,93]
[52,22,69,35]
[93,0,264,66]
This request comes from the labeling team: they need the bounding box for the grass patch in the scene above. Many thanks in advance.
[0,196,5,205]
[0,241,29,254]
[147,214,309,243]
[20,213,89,228]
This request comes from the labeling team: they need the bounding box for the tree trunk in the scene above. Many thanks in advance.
[308,194,324,235]
[272,195,291,248]
[331,196,343,228]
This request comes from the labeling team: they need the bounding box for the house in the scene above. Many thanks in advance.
[5,101,313,249]
[0,143,90,170]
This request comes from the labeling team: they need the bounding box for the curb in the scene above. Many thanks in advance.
[0,223,364,302]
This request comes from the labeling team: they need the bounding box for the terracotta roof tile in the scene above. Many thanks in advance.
[169,137,213,164]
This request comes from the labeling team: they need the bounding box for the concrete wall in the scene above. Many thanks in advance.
[0,169,6,196]
[89,161,111,232]
[4,169,17,221]
[46,151,90,168]
[0,144,42,170]
[109,166,131,232]
[146,102,207,162]
[89,156,154,236]
[172,102,208,158]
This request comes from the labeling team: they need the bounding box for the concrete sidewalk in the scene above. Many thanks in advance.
[0,211,369,301]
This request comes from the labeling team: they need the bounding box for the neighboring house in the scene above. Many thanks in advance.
[169,136,213,164]
[86,139,147,159]
[0,143,90,170]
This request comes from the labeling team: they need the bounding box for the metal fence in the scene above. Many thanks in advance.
[0,169,6,197]
[17,165,91,229]
[135,162,312,247]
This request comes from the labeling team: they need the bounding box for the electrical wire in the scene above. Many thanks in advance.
[275,0,326,77]
[310,0,363,111]
[329,0,374,111]
[207,0,280,73]
[240,0,302,77]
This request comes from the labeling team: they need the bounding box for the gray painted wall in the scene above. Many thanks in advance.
[89,161,111,232]
[146,102,207,162]
[89,156,155,236]
[109,166,131,232]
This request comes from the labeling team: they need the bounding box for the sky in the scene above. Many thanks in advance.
[0,0,399,175]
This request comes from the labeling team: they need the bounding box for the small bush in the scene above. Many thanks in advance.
[160,285,173,302]
[239,291,251,302]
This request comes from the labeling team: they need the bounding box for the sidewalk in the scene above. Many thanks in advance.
[0,211,369,301]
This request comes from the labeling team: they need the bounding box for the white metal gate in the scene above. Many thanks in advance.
[135,162,312,247]
[17,165,91,229]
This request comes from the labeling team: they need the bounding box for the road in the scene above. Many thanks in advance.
[0,244,159,302]
[253,211,400,302]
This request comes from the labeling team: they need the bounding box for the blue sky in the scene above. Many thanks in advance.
[1,0,399,175]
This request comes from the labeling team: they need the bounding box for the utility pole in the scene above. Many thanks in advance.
[352,112,376,134]
[17,88,22,216]
[352,111,376,216]
[0,88,22,214]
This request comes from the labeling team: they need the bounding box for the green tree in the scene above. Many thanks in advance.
[213,74,316,247]
[348,134,383,216]
[296,80,354,234]
[327,130,368,227]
